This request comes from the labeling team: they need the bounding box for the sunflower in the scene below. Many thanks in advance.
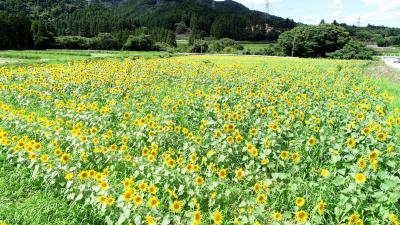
[376,132,387,141]
[170,200,183,213]
[308,137,316,146]
[79,171,89,180]
[99,181,109,191]
[195,176,204,185]
[273,211,282,221]
[145,215,156,225]
[212,210,223,225]
[256,194,266,204]
[236,168,244,180]
[65,173,74,180]
[318,200,326,215]
[218,168,227,179]
[280,151,289,160]
[148,197,160,208]
[321,169,329,177]
[193,210,202,224]
[133,195,143,206]
[295,210,309,222]
[148,185,157,194]
[358,157,366,170]
[122,189,134,202]
[295,197,305,207]
[355,173,366,184]
[347,137,356,148]
[291,152,300,164]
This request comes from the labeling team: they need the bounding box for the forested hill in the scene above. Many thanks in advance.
[0,0,296,41]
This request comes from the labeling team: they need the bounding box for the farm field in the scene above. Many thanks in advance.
[0,50,173,66]
[0,54,400,225]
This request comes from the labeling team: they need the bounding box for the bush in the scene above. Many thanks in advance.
[55,36,91,49]
[328,40,373,60]
[91,33,121,50]
[208,38,243,53]
[154,42,176,53]
[188,39,208,53]
[122,34,155,51]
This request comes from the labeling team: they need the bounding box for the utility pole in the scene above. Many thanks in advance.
[265,0,270,39]
[291,36,296,57]
[201,38,203,55]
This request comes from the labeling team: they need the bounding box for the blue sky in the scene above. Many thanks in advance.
[220,0,400,28]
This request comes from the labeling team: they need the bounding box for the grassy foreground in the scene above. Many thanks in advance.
[0,53,399,225]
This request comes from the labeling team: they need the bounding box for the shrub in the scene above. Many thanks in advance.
[91,33,122,50]
[122,34,155,51]
[328,40,373,60]
[208,38,243,53]
[55,36,91,49]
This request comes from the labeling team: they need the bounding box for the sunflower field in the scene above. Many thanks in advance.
[0,58,399,225]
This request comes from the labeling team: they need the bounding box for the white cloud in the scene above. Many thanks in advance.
[340,0,400,26]
[327,0,344,21]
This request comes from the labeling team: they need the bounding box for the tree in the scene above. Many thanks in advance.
[122,34,155,51]
[328,40,373,60]
[278,24,350,58]
[31,19,55,49]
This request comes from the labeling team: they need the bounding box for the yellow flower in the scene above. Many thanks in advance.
[133,195,143,206]
[273,212,282,221]
[358,157,366,170]
[295,210,309,222]
[308,137,316,146]
[148,196,160,208]
[291,152,300,164]
[318,200,326,215]
[193,210,202,224]
[148,185,157,194]
[295,197,305,207]
[321,169,329,177]
[256,194,266,204]
[65,173,74,180]
[389,213,399,225]
[347,137,356,148]
[218,168,227,179]
[355,173,366,184]
[236,168,244,180]
[212,210,223,225]
[99,181,109,191]
[280,151,289,160]
[78,171,89,180]
[195,176,204,185]
[376,132,387,141]
[145,215,156,225]
[170,200,183,213]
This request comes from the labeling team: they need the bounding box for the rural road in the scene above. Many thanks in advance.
[382,57,400,70]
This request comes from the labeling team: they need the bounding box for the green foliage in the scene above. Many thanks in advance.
[55,36,92,50]
[91,33,122,50]
[188,39,208,53]
[31,19,56,50]
[208,38,243,53]
[328,40,373,60]
[0,12,32,50]
[122,34,156,51]
[278,24,350,58]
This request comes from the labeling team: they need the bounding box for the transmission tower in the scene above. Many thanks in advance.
[265,0,270,34]
[357,16,361,27]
